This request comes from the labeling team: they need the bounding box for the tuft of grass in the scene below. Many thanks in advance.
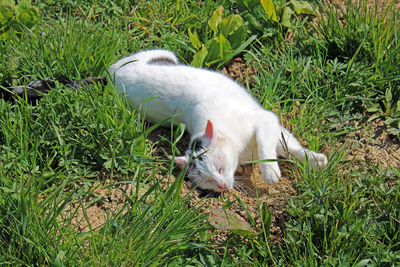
[0,81,213,265]
[75,173,210,266]
[315,0,400,111]
[281,164,400,265]
[0,41,14,86]
[13,19,118,82]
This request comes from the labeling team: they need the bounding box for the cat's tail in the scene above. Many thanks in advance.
[109,49,179,75]
[277,128,328,168]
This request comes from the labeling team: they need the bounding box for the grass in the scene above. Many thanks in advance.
[1,0,399,265]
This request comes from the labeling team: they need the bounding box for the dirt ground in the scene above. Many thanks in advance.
[61,0,400,244]
[333,118,400,170]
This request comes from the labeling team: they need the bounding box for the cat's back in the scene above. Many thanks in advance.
[111,54,257,108]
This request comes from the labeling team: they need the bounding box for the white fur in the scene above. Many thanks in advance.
[109,49,328,192]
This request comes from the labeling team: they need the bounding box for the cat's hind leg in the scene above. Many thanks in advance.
[277,128,328,167]
[255,112,282,184]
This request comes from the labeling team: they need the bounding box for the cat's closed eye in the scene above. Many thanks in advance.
[190,162,196,169]
[193,139,203,151]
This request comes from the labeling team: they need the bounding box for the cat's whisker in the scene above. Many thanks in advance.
[234,175,250,180]
[242,184,255,194]
[234,182,255,195]
[233,183,246,193]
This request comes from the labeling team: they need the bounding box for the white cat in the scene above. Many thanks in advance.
[109,49,328,192]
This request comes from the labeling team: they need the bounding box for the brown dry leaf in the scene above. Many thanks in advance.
[209,208,257,238]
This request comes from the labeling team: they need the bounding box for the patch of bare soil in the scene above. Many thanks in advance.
[331,117,400,170]
[61,181,139,232]
[221,57,255,85]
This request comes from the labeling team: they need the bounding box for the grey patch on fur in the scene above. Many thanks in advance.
[190,138,204,152]
[147,57,177,65]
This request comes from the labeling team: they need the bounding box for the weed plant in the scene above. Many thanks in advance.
[1,0,399,265]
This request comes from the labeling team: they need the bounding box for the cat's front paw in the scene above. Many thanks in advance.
[309,152,328,168]
[260,163,281,184]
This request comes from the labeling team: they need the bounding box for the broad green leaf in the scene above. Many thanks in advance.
[191,44,208,67]
[0,30,6,39]
[397,99,400,112]
[242,0,259,10]
[387,127,400,136]
[205,34,231,66]
[217,34,257,68]
[208,6,223,33]
[290,0,315,15]
[209,208,257,238]
[260,0,278,22]
[15,6,39,28]
[394,127,400,135]
[188,28,201,50]
[228,25,247,48]
[386,117,400,125]
[353,259,373,267]
[53,250,66,267]
[218,33,231,58]
[366,103,381,113]
[219,14,244,37]
[280,6,294,28]
[0,5,14,25]
[0,29,12,40]
[242,11,263,32]
[367,113,381,122]
[236,0,254,9]
[385,87,392,104]
[205,37,220,65]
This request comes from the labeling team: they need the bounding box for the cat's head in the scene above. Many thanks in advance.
[171,120,237,192]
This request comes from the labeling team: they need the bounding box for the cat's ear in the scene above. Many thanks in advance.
[201,120,218,147]
[204,120,213,140]
[168,155,189,168]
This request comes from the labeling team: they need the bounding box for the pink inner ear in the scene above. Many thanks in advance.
[205,120,213,139]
